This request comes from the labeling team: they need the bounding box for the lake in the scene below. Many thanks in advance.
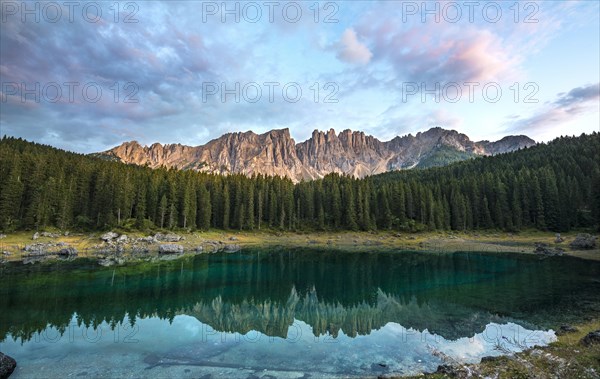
[1,248,599,378]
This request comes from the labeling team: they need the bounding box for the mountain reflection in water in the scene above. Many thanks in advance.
[2,248,598,343]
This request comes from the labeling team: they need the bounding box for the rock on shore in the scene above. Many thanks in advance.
[0,352,16,379]
[569,234,597,250]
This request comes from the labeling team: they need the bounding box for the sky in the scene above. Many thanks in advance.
[0,0,599,153]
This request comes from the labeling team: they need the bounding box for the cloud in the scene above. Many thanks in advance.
[506,83,600,133]
[336,28,373,66]
[0,1,597,151]
[555,83,600,107]
[357,22,517,85]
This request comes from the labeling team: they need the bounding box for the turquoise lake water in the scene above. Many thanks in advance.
[1,248,599,378]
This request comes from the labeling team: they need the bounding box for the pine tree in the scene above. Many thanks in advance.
[158,194,168,228]
[135,181,147,228]
[222,183,230,229]
[532,175,546,229]
[0,158,24,231]
[245,184,255,230]
[197,185,211,230]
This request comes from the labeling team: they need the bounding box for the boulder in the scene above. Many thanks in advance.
[137,236,155,243]
[554,233,564,243]
[32,232,39,240]
[0,234,6,239]
[580,330,600,346]
[154,233,183,242]
[158,244,184,254]
[569,234,597,250]
[194,246,203,253]
[0,352,17,379]
[229,236,238,241]
[24,243,48,255]
[101,232,119,242]
[116,234,128,243]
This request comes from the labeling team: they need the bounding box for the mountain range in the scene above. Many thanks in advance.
[98,127,535,182]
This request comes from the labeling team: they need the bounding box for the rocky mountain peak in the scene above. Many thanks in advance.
[100,127,535,182]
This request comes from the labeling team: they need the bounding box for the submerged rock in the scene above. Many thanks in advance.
[97,257,125,267]
[580,330,600,346]
[159,253,183,261]
[158,244,184,254]
[23,256,48,265]
[222,244,241,253]
[569,234,597,250]
[534,243,564,257]
[132,246,150,254]
[57,247,78,257]
[0,352,17,379]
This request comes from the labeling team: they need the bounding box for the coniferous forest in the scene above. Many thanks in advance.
[1,133,599,233]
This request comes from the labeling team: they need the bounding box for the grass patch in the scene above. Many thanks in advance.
[1,229,598,262]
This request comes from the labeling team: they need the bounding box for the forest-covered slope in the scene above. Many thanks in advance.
[0,133,598,233]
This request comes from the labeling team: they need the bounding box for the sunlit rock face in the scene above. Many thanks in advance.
[99,127,535,182]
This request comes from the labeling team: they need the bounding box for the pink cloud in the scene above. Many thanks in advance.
[336,28,373,66]
[375,26,516,84]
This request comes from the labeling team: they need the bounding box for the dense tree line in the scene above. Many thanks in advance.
[1,133,598,233]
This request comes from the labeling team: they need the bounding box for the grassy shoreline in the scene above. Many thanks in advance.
[1,229,598,262]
